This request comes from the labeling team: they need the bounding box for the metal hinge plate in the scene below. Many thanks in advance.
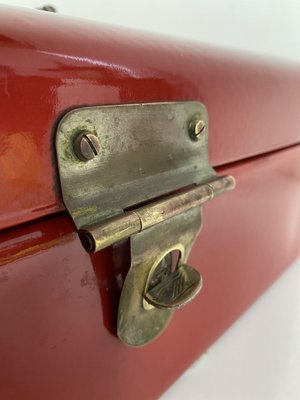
[55,101,235,346]
[56,102,215,228]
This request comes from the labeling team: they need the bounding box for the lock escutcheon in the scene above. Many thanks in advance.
[117,207,202,346]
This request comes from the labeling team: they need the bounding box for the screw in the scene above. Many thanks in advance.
[189,119,206,140]
[73,131,100,161]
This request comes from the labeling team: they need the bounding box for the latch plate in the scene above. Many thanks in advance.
[118,207,202,346]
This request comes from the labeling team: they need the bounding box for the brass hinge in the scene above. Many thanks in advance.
[55,102,235,346]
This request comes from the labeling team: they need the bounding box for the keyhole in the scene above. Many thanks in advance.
[147,249,182,293]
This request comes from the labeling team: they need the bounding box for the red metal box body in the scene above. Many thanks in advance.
[0,6,300,399]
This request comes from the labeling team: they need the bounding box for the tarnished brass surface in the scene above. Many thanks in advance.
[79,175,235,253]
[118,207,202,347]
[144,263,202,309]
[55,101,235,346]
[56,102,214,229]
[79,212,142,253]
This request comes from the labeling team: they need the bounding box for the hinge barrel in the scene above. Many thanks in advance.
[79,175,235,253]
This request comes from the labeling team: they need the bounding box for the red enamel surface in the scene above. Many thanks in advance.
[1,145,299,400]
[0,6,300,230]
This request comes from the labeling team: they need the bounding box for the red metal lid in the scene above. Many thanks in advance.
[0,6,299,230]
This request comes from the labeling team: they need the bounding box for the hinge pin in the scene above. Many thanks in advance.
[79,175,235,253]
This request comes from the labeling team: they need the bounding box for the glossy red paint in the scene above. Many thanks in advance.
[1,145,299,400]
[0,6,300,230]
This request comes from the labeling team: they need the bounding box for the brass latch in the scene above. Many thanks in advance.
[55,102,235,346]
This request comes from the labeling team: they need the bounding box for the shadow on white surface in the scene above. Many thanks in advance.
[161,257,300,400]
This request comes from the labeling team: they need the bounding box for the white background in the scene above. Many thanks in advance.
[3,0,300,62]
[2,1,300,399]
[162,258,300,400]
